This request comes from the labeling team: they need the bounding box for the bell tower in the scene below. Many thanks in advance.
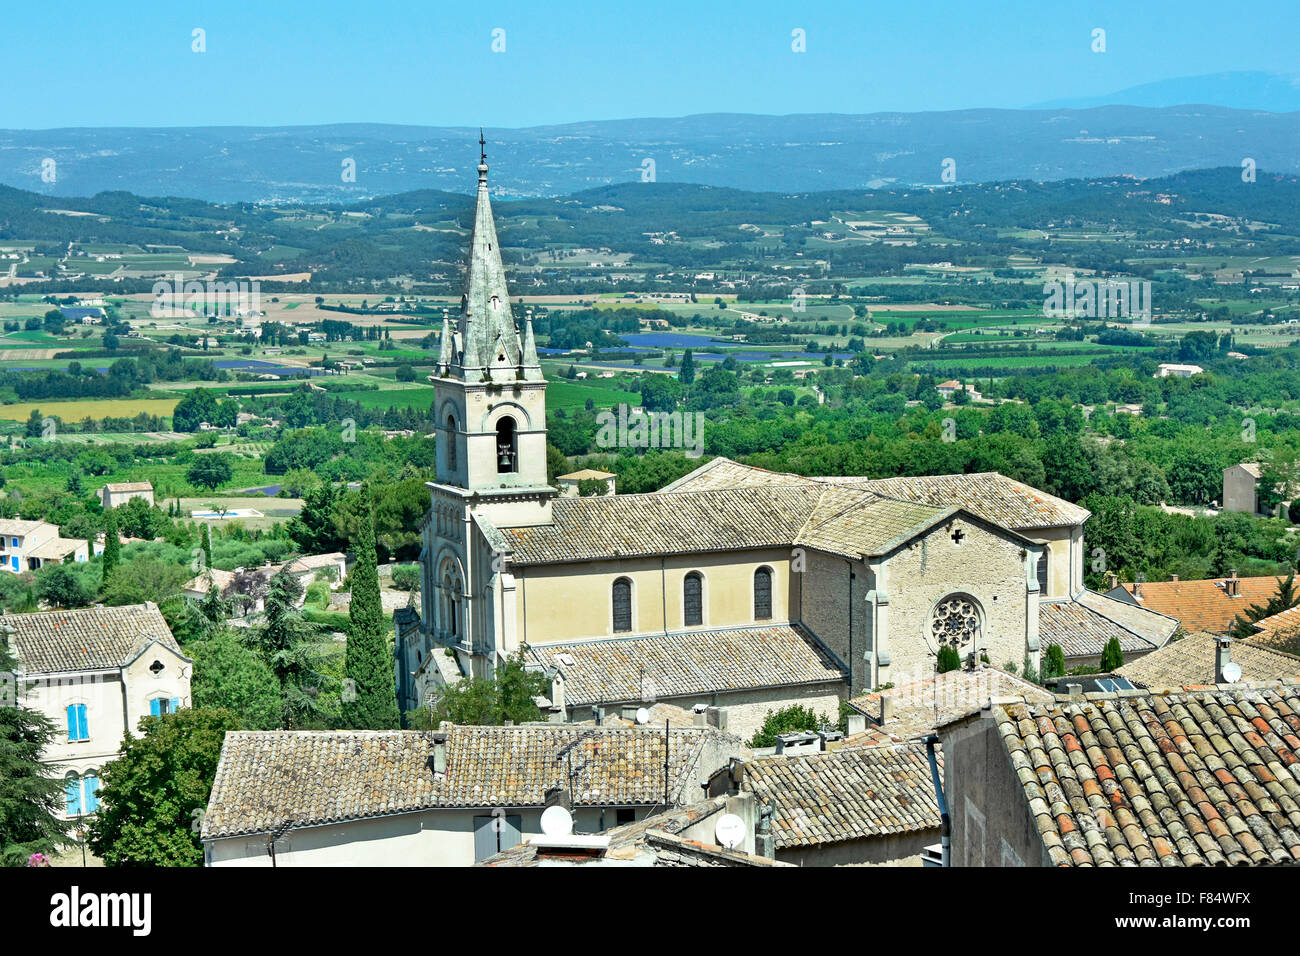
[430,133,553,528]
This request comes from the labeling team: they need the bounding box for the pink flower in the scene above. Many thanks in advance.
[26,852,50,867]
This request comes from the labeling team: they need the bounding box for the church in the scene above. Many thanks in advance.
[399,146,1178,738]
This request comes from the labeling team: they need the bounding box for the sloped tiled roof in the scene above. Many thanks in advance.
[3,602,181,674]
[203,725,737,840]
[505,484,949,566]
[529,624,846,706]
[103,481,153,493]
[1247,605,1300,651]
[1115,632,1300,689]
[742,744,941,847]
[846,666,1052,743]
[505,486,820,565]
[1114,576,1286,636]
[1039,592,1178,660]
[989,686,1300,866]
[661,457,1088,530]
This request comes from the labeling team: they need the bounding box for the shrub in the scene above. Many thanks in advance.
[936,644,961,674]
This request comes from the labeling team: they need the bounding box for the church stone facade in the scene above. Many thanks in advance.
[400,149,1178,733]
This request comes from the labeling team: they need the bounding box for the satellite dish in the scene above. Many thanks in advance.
[714,813,746,849]
[635,707,650,725]
[1222,661,1243,684]
[540,805,574,838]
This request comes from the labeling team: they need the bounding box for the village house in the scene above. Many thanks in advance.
[1114,631,1300,688]
[1,603,190,818]
[730,743,943,866]
[1154,363,1204,378]
[0,518,88,573]
[201,724,741,866]
[100,480,154,510]
[1105,570,1285,637]
[1222,462,1294,516]
[938,682,1300,865]
[554,468,616,498]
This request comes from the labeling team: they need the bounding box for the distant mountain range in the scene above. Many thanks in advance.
[1030,71,1300,112]
[2,101,1298,203]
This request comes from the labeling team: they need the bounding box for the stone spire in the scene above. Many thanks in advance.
[520,309,542,381]
[455,132,521,382]
[437,311,454,374]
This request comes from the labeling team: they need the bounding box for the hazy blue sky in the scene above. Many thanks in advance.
[4,0,1292,128]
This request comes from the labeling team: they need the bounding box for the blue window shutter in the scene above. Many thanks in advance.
[77,704,88,740]
[170,697,180,712]
[150,698,161,717]
[65,778,81,816]
[66,705,76,741]
[83,774,99,813]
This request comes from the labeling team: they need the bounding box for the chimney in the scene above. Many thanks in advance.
[1106,571,1118,591]
[1225,571,1240,598]
[755,803,776,860]
[1066,683,1083,699]
[429,731,448,781]
[846,711,867,736]
[1170,574,1179,583]
[591,704,605,726]
[692,703,708,727]
[880,694,895,725]
[1132,579,1142,600]
[1215,636,1234,684]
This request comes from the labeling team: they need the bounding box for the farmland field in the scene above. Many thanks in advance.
[0,398,180,421]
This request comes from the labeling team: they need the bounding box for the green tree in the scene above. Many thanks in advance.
[413,649,549,728]
[745,704,831,748]
[1044,644,1066,680]
[187,630,282,731]
[936,644,962,674]
[1100,637,1124,672]
[186,454,234,491]
[35,563,94,609]
[679,348,696,385]
[342,485,399,729]
[247,570,328,729]
[86,707,241,867]
[0,643,72,864]
[101,507,121,584]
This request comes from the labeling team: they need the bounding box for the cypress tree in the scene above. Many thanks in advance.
[100,508,120,586]
[201,523,214,572]
[679,348,696,385]
[0,644,71,863]
[342,484,399,729]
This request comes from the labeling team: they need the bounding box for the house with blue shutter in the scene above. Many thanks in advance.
[0,602,191,819]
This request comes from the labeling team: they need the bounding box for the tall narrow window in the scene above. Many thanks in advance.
[754,567,772,620]
[66,704,88,742]
[446,415,457,471]
[496,417,517,473]
[683,572,703,627]
[612,578,632,633]
[1036,551,1050,596]
[65,774,82,816]
[82,772,100,813]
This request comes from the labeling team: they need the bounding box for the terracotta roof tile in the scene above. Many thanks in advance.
[3,602,181,674]
[1115,576,1287,636]
[202,725,739,840]
[989,685,1300,866]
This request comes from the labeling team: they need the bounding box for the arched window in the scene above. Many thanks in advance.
[65,772,82,817]
[612,578,632,633]
[1036,550,1050,596]
[929,594,982,655]
[446,415,458,471]
[82,771,99,813]
[496,417,517,473]
[683,572,703,627]
[754,567,772,620]
[443,572,462,638]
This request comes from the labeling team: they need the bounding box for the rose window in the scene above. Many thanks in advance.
[931,596,979,650]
